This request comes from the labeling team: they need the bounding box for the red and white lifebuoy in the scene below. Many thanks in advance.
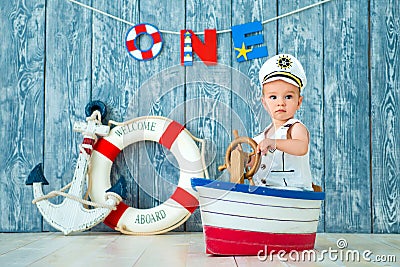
[89,116,205,235]
[125,23,163,61]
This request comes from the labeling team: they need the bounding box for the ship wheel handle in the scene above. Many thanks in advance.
[218,130,261,184]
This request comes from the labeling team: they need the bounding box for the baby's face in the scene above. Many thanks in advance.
[261,80,303,123]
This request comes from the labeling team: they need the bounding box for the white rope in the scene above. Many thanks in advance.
[32,187,119,210]
[68,0,136,27]
[185,129,210,179]
[83,110,102,139]
[67,0,334,35]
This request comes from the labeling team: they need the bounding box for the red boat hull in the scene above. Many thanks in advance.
[204,225,316,256]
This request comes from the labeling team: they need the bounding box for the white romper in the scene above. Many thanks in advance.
[252,118,313,191]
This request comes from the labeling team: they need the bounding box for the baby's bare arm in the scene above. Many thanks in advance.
[257,123,309,156]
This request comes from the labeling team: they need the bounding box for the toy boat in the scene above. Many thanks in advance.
[191,131,325,255]
[191,178,324,255]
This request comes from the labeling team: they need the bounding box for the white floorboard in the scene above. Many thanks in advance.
[0,232,398,266]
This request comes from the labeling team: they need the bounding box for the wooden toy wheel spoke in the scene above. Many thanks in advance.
[219,134,261,184]
[247,150,257,158]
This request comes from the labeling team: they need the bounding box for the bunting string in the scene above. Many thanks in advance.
[67,0,334,35]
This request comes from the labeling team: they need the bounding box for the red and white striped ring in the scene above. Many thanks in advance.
[89,116,204,235]
[125,23,163,61]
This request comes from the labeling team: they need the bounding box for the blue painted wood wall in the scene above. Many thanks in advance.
[0,0,399,233]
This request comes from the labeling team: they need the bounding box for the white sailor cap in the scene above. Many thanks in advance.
[259,54,307,91]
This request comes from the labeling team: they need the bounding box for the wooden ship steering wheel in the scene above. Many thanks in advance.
[218,130,261,185]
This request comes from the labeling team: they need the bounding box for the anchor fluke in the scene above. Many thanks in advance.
[106,177,128,199]
[26,163,49,185]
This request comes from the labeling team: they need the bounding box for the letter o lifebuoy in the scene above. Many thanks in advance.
[125,23,163,61]
[89,116,204,235]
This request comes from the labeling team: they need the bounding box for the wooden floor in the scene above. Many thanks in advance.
[0,232,398,266]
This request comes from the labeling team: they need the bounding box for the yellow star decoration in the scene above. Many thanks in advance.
[234,42,252,61]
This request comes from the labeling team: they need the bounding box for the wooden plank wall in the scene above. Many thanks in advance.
[0,0,398,234]
[324,0,371,233]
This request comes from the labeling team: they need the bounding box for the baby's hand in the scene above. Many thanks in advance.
[256,138,276,155]
[246,154,255,168]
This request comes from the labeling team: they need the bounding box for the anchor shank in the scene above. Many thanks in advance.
[68,152,90,197]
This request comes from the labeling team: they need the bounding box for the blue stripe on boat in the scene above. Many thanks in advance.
[191,178,325,201]
[200,196,321,210]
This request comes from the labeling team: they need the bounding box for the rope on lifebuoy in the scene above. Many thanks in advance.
[89,116,207,235]
[107,118,210,180]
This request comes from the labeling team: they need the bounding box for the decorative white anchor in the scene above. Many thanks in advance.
[26,101,126,235]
